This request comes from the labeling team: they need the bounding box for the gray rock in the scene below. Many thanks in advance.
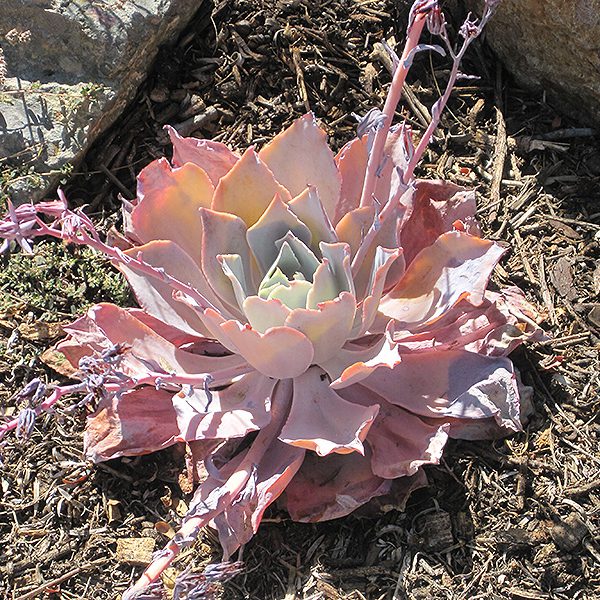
[0,0,204,204]
[468,0,600,126]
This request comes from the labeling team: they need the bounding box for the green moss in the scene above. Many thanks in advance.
[0,240,132,321]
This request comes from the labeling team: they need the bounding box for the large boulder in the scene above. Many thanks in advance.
[468,0,600,126]
[0,0,204,204]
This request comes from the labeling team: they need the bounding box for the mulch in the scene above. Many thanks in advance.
[1,0,599,598]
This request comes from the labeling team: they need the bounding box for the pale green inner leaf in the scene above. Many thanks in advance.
[268,279,313,309]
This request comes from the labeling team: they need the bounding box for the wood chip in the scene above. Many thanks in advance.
[588,305,600,328]
[106,499,122,524]
[593,261,600,295]
[550,513,588,552]
[116,538,155,566]
[417,511,454,552]
[155,521,176,539]
[549,256,576,299]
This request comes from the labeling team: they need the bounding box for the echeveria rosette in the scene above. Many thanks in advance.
[0,3,537,596]
[56,114,542,537]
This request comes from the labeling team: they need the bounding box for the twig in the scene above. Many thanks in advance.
[14,558,109,600]
[538,127,596,141]
[402,83,430,128]
[490,106,507,206]
[99,165,134,200]
[292,48,311,113]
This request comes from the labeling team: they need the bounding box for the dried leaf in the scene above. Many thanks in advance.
[18,320,65,341]
[549,256,576,299]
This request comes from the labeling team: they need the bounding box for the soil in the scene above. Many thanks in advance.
[1,1,599,599]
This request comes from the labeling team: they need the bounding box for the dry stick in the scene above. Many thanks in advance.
[292,47,311,113]
[14,559,109,600]
[99,164,134,200]
[490,107,507,206]
[402,82,431,128]
[537,254,558,325]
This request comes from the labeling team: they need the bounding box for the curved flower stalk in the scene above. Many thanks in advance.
[0,1,541,597]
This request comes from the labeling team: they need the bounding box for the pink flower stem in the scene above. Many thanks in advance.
[34,217,218,312]
[358,12,427,209]
[402,45,468,182]
[125,380,293,595]
[0,383,85,437]
[136,363,253,389]
[351,184,413,276]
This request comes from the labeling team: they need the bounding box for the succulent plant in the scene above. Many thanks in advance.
[0,1,541,597]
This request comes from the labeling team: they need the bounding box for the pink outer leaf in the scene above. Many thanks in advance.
[211,146,292,227]
[62,303,248,381]
[282,446,391,522]
[259,113,342,222]
[425,415,522,441]
[319,335,387,382]
[330,334,399,388]
[334,137,368,225]
[334,206,375,257]
[125,308,214,347]
[131,158,214,263]
[279,366,379,456]
[198,308,314,379]
[214,440,305,559]
[334,203,403,299]
[379,231,506,327]
[391,294,543,357]
[166,125,239,184]
[199,208,257,316]
[399,179,480,266]
[335,349,522,434]
[284,292,357,364]
[352,247,401,338]
[333,135,396,226]
[54,338,92,375]
[339,384,449,478]
[84,387,179,462]
[172,371,274,441]
[426,370,535,441]
[118,240,223,336]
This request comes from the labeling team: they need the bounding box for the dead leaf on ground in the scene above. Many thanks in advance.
[18,321,66,341]
[40,347,78,377]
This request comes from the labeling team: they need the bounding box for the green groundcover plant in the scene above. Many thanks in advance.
[1,1,542,597]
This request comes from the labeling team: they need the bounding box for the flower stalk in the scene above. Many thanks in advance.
[358,4,428,208]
